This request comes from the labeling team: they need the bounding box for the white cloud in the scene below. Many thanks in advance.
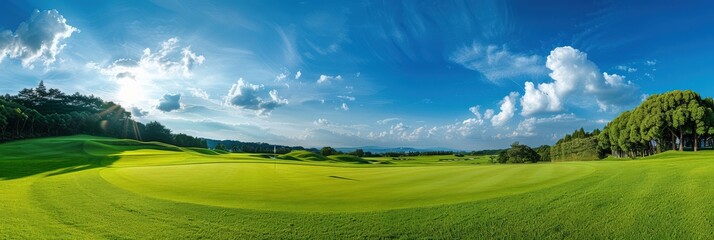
[276,27,301,67]
[89,38,205,108]
[466,105,494,127]
[491,92,519,127]
[0,9,78,69]
[404,126,425,141]
[462,118,483,127]
[340,102,349,111]
[95,38,204,81]
[156,93,182,112]
[187,87,209,99]
[374,122,426,141]
[313,118,330,126]
[645,60,657,66]
[377,117,400,125]
[337,95,355,101]
[317,74,342,84]
[512,118,537,137]
[390,122,408,134]
[469,106,482,119]
[616,65,637,73]
[224,78,288,115]
[511,113,579,137]
[450,43,546,83]
[427,127,439,137]
[520,81,560,116]
[295,70,302,79]
[276,72,287,81]
[130,107,148,118]
[366,131,388,139]
[483,109,495,119]
[520,46,639,115]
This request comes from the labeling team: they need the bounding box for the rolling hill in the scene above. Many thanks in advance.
[2,135,714,238]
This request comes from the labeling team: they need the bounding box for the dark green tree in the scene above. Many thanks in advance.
[351,148,365,157]
[320,146,337,156]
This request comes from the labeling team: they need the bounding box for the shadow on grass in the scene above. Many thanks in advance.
[329,175,360,181]
[0,155,119,181]
[0,136,180,180]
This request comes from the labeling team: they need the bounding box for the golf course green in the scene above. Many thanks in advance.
[2,135,714,239]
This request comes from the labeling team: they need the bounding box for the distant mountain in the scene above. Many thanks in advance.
[335,146,466,154]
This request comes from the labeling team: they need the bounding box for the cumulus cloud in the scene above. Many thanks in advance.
[187,87,209,99]
[0,9,78,68]
[645,60,657,66]
[450,43,546,83]
[521,81,560,116]
[340,102,349,111]
[520,46,639,115]
[491,92,519,127]
[317,74,342,84]
[483,109,495,119]
[94,38,204,81]
[130,107,148,118]
[390,122,408,133]
[465,105,495,127]
[313,118,330,126]
[616,65,637,73]
[156,93,182,112]
[376,122,425,141]
[276,72,287,81]
[224,78,288,115]
[295,70,302,79]
[469,106,482,119]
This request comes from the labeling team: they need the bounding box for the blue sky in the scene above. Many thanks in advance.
[1,0,713,150]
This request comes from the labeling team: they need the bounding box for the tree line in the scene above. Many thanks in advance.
[211,140,319,154]
[556,127,601,145]
[0,81,206,148]
[598,90,714,158]
[551,90,714,160]
[550,128,603,161]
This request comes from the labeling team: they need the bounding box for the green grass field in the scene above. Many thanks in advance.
[2,135,714,239]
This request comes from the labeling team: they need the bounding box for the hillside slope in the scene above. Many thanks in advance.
[3,136,714,238]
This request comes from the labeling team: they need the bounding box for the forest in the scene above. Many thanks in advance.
[209,139,319,154]
[0,81,206,148]
[551,90,714,160]
[598,90,714,157]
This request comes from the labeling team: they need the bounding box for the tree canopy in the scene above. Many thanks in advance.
[597,90,714,158]
[0,81,206,148]
[493,142,542,163]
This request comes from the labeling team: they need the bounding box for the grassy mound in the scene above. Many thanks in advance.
[184,147,220,155]
[213,149,230,154]
[279,150,328,161]
[328,154,370,164]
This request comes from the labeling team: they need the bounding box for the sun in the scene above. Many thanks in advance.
[115,77,148,108]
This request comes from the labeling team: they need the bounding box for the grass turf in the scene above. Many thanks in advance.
[2,135,714,238]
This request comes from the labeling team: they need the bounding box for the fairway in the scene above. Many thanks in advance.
[3,136,714,238]
[101,158,593,212]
